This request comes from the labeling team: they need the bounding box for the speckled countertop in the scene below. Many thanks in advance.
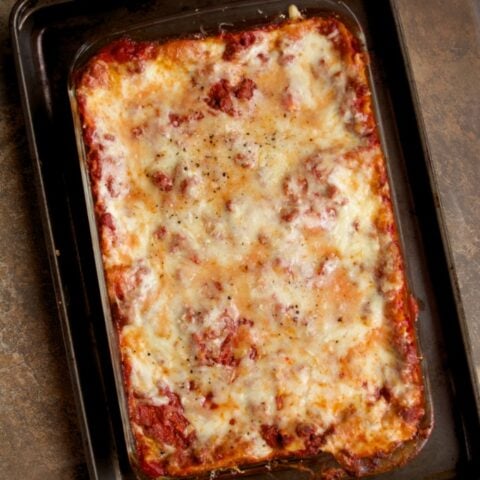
[1,0,479,478]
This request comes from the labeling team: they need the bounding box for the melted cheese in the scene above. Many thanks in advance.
[76,13,425,478]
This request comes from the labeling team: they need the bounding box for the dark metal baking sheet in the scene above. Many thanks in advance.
[10,0,480,479]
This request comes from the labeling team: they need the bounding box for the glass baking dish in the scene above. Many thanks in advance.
[68,1,433,478]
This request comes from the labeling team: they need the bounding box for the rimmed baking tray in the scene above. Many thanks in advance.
[9,0,480,479]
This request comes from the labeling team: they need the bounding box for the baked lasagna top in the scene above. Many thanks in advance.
[75,7,428,479]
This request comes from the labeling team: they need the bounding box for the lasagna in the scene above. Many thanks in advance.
[74,7,429,479]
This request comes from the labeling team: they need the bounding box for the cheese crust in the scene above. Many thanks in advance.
[75,13,428,479]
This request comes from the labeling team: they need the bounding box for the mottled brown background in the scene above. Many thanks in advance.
[394,0,480,396]
[1,0,479,478]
